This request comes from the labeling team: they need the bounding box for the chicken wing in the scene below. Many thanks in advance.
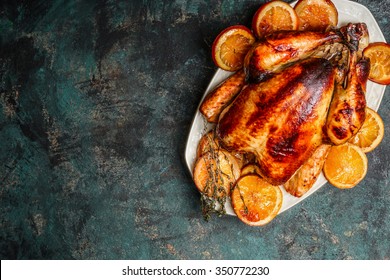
[200,70,246,123]
[284,144,331,197]
[244,30,342,82]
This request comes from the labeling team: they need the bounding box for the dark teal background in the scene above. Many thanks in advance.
[1,0,389,259]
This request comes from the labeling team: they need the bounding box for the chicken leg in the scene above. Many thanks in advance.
[326,23,370,145]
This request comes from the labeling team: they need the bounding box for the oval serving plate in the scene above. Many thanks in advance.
[185,0,387,216]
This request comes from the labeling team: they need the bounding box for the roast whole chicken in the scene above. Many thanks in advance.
[217,57,336,185]
[200,23,370,194]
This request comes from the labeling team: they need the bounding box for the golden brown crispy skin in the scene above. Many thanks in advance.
[284,144,331,197]
[244,30,341,82]
[200,70,246,123]
[217,58,335,185]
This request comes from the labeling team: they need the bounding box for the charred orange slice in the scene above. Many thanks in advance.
[252,0,299,38]
[349,107,384,153]
[294,0,338,31]
[323,143,368,189]
[212,25,256,71]
[363,42,390,85]
[231,175,282,226]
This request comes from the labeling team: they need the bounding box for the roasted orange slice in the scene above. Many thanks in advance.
[193,150,240,197]
[349,107,384,153]
[196,131,220,158]
[323,143,368,189]
[363,42,390,85]
[197,131,245,168]
[294,0,338,31]
[212,25,256,71]
[231,175,282,226]
[252,0,299,38]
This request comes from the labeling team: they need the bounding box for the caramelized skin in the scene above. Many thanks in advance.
[284,144,331,197]
[217,58,336,185]
[325,55,368,145]
[200,70,246,123]
[339,23,369,60]
[326,24,370,145]
[244,30,342,82]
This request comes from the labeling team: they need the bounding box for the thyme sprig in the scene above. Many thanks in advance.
[198,128,238,221]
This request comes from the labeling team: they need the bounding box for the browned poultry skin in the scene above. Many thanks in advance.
[200,70,246,123]
[326,24,370,145]
[217,58,336,185]
[244,30,342,82]
[284,144,331,197]
[325,56,368,145]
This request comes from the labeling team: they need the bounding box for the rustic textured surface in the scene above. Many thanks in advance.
[0,0,389,259]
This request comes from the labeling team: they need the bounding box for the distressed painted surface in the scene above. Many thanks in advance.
[0,0,389,259]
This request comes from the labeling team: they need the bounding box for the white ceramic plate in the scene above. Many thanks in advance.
[185,0,387,216]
